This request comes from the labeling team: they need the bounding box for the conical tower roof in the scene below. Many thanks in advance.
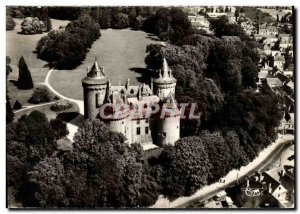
[87,56,105,78]
[153,58,176,84]
[82,56,107,85]
[162,58,169,78]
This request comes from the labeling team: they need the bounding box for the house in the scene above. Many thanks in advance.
[259,25,278,36]
[278,34,291,42]
[262,35,278,46]
[273,55,285,70]
[265,72,283,88]
[271,50,282,57]
[261,167,294,208]
[254,34,264,41]
[278,112,294,135]
[258,67,270,79]
[188,15,211,30]
[283,69,293,77]
[263,45,272,55]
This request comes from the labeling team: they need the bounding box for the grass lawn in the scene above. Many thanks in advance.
[49,29,161,100]
[242,7,276,23]
[6,18,69,106]
[14,100,80,122]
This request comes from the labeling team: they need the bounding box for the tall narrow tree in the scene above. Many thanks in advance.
[17,56,34,90]
[6,97,14,124]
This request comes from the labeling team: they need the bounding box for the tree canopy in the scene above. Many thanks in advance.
[17,56,34,90]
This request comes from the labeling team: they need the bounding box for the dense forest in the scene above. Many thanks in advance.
[6,6,283,208]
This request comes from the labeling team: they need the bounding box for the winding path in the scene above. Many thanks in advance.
[14,68,84,141]
[43,69,84,141]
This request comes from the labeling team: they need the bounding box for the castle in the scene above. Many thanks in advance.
[82,57,180,148]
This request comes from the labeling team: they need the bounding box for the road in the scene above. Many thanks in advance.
[181,142,292,208]
[151,135,294,208]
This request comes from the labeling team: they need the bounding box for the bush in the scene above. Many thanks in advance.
[50,100,73,112]
[6,16,16,31]
[21,17,46,34]
[28,86,54,104]
[13,100,22,110]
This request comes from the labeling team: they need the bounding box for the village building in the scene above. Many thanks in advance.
[263,45,272,55]
[273,55,285,70]
[258,25,278,36]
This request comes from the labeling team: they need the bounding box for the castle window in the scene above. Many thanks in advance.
[96,93,101,107]
[162,132,166,137]
[137,120,140,125]
[145,127,149,134]
[137,127,140,135]
[130,89,134,94]
[120,89,125,94]
[144,103,148,108]
[145,119,149,123]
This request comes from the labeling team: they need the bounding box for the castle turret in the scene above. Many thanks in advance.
[155,93,180,146]
[153,58,177,100]
[82,57,107,119]
[104,91,132,143]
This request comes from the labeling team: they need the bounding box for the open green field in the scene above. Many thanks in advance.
[49,29,161,100]
[242,7,276,23]
[6,18,69,106]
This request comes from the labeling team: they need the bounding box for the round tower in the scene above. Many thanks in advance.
[82,57,107,119]
[156,94,180,146]
[104,91,132,143]
[153,58,177,100]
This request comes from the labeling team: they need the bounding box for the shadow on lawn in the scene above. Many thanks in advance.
[129,67,157,85]
[32,50,84,70]
[57,112,84,126]
[9,79,18,87]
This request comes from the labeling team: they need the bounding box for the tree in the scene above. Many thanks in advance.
[17,56,34,90]
[142,7,192,45]
[112,13,130,29]
[50,119,69,139]
[36,14,101,69]
[158,136,210,198]
[6,16,16,31]
[28,157,68,207]
[222,130,249,169]
[199,131,231,183]
[13,100,22,110]
[6,56,13,77]
[21,17,46,34]
[6,98,14,124]
[28,86,53,104]
[27,119,159,208]
[46,17,52,31]
[209,16,249,40]
[132,15,145,30]
[234,7,240,20]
